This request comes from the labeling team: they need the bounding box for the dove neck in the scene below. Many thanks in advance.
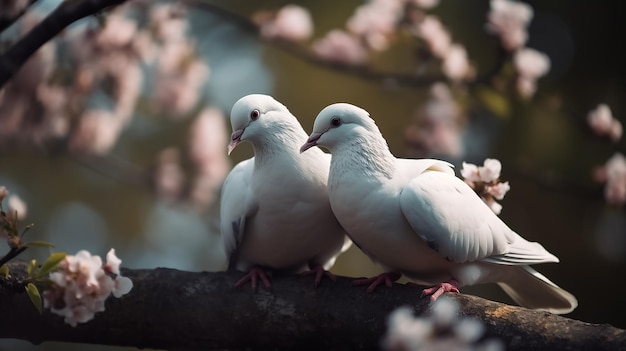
[329,135,395,182]
[251,125,308,167]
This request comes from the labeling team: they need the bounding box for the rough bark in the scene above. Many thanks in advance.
[0,262,624,350]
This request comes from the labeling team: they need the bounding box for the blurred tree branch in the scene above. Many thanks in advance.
[0,0,127,88]
[1,261,624,350]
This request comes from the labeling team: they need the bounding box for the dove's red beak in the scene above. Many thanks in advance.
[228,129,245,155]
[300,132,322,153]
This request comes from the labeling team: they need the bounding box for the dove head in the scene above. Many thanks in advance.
[301,103,382,153]
[228,94,296,155]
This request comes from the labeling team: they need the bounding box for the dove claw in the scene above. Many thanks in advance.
[353,271,401,293]
[421,280,460,301]
[235,267,272,291]
[302,265,336,287]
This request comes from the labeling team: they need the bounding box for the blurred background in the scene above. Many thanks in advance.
[1,0,625,349]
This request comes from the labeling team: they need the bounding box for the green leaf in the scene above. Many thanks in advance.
[38,252,66,277]
[23,240,55,248]
[27,259,37,278]
[25,283,43,314]
[0,264,9,278]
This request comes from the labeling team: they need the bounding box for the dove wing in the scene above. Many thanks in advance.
[399,169,512,263]
[219,158,257,269]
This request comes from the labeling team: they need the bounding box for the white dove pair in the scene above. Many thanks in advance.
[221,94,577,314]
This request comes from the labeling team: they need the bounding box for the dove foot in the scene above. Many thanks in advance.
[235,266,272,291]
[302,265,336,287]
[353,271,401,293]
[421,280,460,301]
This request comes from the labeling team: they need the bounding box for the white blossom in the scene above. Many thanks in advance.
[587,104,623,142]
[43,249,133,327]
[260,5,313,42]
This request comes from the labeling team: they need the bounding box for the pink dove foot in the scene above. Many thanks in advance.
[234,266,272,291]
[420,280,460,301]
[353,271,402,293]
[302,265,337,287]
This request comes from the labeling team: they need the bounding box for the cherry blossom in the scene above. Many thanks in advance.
[413,15,452,58]
[442,44,473,82]
[312,30,368,65]
[596,153,626,206]
[259,5,313,42]
[405,83,464,158]
[461,159,510,214]
[0,186,8,202]
[513,48,550,98]
[486,0,533,51]
[43,249,133,327]
[383,297,503,351]
[587,104,623,142]
[7,195,28,221]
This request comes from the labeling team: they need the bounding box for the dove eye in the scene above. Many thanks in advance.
[250,109,260,120]
[330,117,341,127]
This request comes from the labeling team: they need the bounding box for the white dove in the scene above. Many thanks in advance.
[220,94,350,289]
[300,102,577,314]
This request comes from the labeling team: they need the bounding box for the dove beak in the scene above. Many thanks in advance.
[300,132,322,153]
[228,128,245,155]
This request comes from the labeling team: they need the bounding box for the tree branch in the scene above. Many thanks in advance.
[0,0,128,88]
[1,261,624,350]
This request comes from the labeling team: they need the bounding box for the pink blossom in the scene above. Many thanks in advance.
[413,15,451,58]
[155,148,185,200]
[513,48,550,98]
[105,249,122,275]
[587,104,623,142]
[347,0,401,51]
[43,249,133,327]
[68,110,123,155]
[480,158,502,182]
[7,195,28,221]
[486,0,533,51]
[259,5,314,42]
[312,30,368,65]
[461,162,481,183]
[96,14,137,48]
[150,4,187,42]
[514,48,550,79]
[442,44,473,81]
[603,153,626,206]
[406,83,464,158]
[485,197,503,215]
[189,108,231,210]
[487,181,510,200]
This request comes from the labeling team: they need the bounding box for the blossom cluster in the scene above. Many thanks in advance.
[405,83,464,158]
[383,297,503,351]
[587,104,623,143]
[256,5,313,42]
[0,3,209,154]
[594,153,626,206]
[43,249,133,327]
[461,159,511,214]
[487,0,550,98]
[412,15,474,82]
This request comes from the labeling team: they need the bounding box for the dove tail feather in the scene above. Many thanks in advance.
[497,266,578,314]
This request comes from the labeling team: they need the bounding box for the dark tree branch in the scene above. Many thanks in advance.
[0,0,39,32]
[1,261,624,350]
[0,0,128,88]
